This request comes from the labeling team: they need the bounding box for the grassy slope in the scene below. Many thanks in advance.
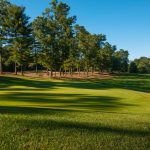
[0,74,150,150]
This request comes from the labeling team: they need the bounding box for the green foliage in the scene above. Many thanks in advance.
[75,25,107,74]
[97,42,115,72]
[0,0,10,74]
[29,34,42,72]
[1,0,149,75]
[32,0,76,75]
[129,61,138,73]
[130,57,150,73]
[112,49,129,72]
[3,4,32,74]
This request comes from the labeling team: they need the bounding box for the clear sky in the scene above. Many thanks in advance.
[10,0,150,60]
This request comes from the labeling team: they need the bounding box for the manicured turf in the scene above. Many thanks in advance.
[0,74,150,150]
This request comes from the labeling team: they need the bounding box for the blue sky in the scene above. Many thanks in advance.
[10,0,150,60]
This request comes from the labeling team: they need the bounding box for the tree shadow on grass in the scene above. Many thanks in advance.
[5,117,150,137]
[0,75,150,93]
[0,75,149,140]
[0,106,71,115]
[0,76,56,89]
[0,92,138,112]
[113,73,150,79]
[60,78,150,93]
[36,120,150,137]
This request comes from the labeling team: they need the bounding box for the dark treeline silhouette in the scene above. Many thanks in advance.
[0,0,149,76]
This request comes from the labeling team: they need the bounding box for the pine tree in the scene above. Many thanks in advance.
[97,42,116,73]
[4,4,32,75]
[0,0,10,74]
[33,0,76,77]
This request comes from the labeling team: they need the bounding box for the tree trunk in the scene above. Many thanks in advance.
[79,67,80,76]
[93,66,95,75]
[86,67,89,77]
[84,69,86,75]
[35,65,38,74]
[63,70,65,76]
[50,70,53,77]
[0,52,2,74]
[92,67,94,76]
[55,69,56,77]
[99,68,103,75]
[47,69,50,76]
[21,65,23,76]
[59,68,62,77]
[99,69,101,75]
[71,68,73,77]
[77,67,80,76]
[77,67,78,75]
[15,62,17,75]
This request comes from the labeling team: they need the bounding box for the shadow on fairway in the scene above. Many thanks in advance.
[0,75,149,114]
[0,106,70,115]
[0,75,149,143]
[0,94,137,113]
[0,76,56,89]
[0,75,149,93]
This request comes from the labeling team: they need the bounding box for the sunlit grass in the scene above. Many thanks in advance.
[0,74,150,150]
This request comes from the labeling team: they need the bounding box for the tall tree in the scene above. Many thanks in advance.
[129,61,138,73]
[112,49,129,72]
[64,37,79,76]
[75,25,106,75]
[4,4,32,75]
[33,0,76,77]
[75,25,92,76]
[52,0,76,76]
[97,43,116,73]
[0,0,10,74]
[133,57,150,73]
[29,32,42,74]
[32,15,58,76]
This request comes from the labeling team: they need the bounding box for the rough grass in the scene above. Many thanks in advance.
[0,74,150,150]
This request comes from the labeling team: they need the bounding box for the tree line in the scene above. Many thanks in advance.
[129,57,150,73]
[0,0,149,77]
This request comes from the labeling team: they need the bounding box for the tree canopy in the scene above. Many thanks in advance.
[0,0,149,76]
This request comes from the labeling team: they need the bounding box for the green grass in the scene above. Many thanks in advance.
[0,74,150,150]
